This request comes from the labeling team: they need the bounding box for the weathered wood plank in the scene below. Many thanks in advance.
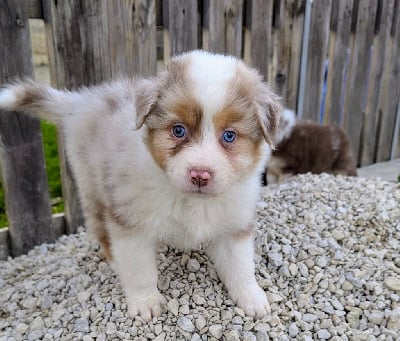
[392,100,400,159]
[244,0,273,82]
[131,0,157,76]
[324,0,353,125]
[271,0,306,108]
[301,0,332,122]
[376,0,400,161]
[27,0,43,19]
[203,0,244,57]
[286,0,306,111]
[224,0,244,57]
[0,0,54,256]
[107,0,157,78]
[343,0,378,164]
[163,0,198,58]
[361,0,395,165]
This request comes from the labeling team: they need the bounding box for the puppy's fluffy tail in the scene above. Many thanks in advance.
[0,80,84,125]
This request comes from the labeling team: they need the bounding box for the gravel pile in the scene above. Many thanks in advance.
[1,173,399,340]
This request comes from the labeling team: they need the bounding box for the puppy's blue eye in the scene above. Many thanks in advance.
[222,130,236,143]
[172,124,186,138]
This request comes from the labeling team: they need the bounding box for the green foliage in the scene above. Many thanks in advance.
[0,121,63,227]
[41,121,62,198]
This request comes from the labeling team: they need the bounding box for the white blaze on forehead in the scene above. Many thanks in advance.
[186,51,237,121]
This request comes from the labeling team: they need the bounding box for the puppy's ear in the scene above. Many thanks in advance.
[134,78,160,129]
[254,83,282,148]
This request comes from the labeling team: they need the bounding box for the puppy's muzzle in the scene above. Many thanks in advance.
[190,169,211,188]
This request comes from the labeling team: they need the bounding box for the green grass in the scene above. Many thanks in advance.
[0,121,63,227]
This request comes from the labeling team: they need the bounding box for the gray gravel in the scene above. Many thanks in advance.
[1,173,399,340]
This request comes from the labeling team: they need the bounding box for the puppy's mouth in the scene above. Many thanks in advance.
[175,182,225,198]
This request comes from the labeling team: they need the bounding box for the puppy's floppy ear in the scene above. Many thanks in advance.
[134,78,161,129]
[254,83,282,148]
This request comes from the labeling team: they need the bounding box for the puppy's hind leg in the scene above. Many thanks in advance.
[83,201,113,261]
[207,229,270,317]
[109,226,166,321]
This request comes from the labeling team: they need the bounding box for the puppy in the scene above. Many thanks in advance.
[266,109,357,184]
[0,50,282,321]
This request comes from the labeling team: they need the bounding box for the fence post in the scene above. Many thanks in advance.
[0,0,54,256]
[243,0,273,82]
[163,0,199,57]
[202,0,243,57]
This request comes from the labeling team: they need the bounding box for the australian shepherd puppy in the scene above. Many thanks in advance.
[266,109,357,184]
[0,50,282,320]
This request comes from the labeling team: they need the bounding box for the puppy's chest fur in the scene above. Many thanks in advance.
[104,156,258,249]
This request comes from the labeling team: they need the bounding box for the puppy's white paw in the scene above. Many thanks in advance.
[127,292,167,321]
[232,284,270,318]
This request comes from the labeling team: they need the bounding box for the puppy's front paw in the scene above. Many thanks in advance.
[127,292,167,321]
[232,284,270,318]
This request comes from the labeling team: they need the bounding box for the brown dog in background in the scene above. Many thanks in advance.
[265,109,357,184]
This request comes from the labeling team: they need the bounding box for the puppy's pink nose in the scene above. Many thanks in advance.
[190,169,211,188]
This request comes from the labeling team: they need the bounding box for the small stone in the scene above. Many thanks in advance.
[256,330,270,341]
[268,252,283,267]
[191,333,201,341]
[332,229,345,241]
[187,259,200,272]
[15,323,29,334]
[106,322,117,335]
[154,333,166,341]
[167,298,179,316]
[366,310,384,325]
[244,322,255,331]
[267,293,283,303]
[30,317,44,331]
[298,263,309,277]
[78,291,91,304]
[28,330,44,340]
[209,324,223,339]
[341,281,354,291]
[177,317,195,333]
[221,310,233,320]
[288,322,299,337]
[179,304,190,315]
[75,317,90,333]
[154,323,163,336]
[192,293,206,305]
[384,277,400,291]
[331,299,344,311]
[242,331,256,341]
[195,315,206,331]
[41,294,53,308]
[289,263,298,276]
[232,316,243,325]
[346,308,362,329]
[316,256,328,267]
[387,307,400,330]
[302,313,318,323]
[225,330,240,341]
[234,307,245,317]
[317,329,331,339]
[22,297,37,310]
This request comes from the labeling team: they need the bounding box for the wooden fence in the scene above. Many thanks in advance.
[0,0,399,258]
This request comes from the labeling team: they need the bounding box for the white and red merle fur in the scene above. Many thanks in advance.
[266,109,357,184]
[0,51,282,321]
